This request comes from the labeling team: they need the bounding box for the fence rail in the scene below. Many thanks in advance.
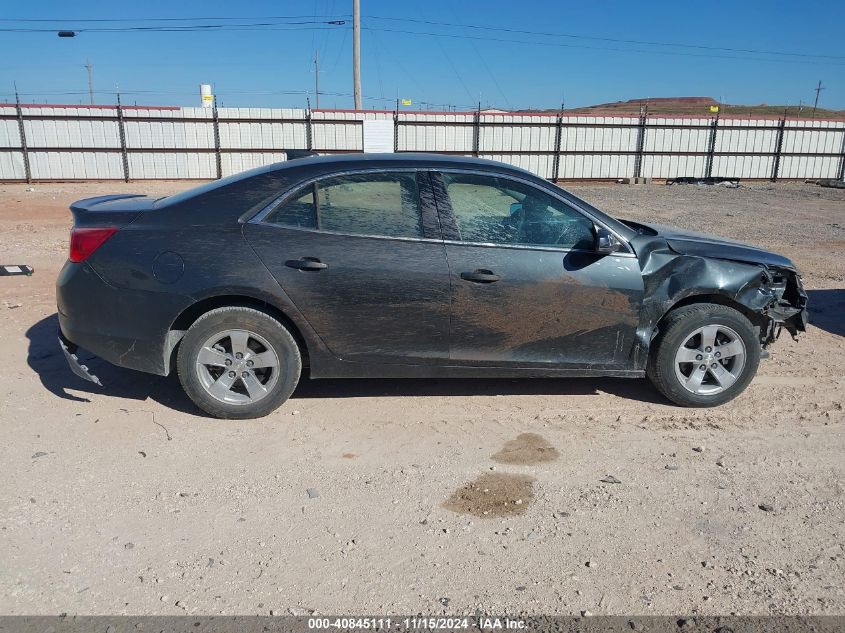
[1,102,844,183]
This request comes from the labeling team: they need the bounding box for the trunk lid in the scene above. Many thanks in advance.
[69,194,158,228]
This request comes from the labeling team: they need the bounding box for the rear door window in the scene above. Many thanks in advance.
[317,172,423,238]
[265,171,423,239]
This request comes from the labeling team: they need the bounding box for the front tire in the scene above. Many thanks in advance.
[647,303,761,407]
[177,307,302,419]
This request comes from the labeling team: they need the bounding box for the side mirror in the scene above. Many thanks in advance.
[594,225,620,254]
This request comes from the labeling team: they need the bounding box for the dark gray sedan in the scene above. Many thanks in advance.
[57,153,807,418]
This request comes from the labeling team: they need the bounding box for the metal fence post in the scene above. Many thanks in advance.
[836,128,845,181]
[771,117,786,182]
[472,103,481,158]
[14,92,31,184]
[116,93,130,182]
[393,106,400,153]
[305,107,313,152]
[632,105,648,179]
[704,111,720,179]
[212,104,223,179]
[552,111,563,182]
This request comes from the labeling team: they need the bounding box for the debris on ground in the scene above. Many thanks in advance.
[599,475,622,484]
[668,177,740,187]
[806,178,845,189]
[0,265,34,276]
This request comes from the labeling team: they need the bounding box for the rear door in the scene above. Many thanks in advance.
[245,170,451,365]
[432,170,644,369]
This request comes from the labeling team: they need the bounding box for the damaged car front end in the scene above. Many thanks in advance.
[748,264,808,343]
[624,220,808,364]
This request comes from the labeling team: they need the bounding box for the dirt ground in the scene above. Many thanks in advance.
[0,179,842,616]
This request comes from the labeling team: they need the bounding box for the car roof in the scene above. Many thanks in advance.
[248,152,536,178]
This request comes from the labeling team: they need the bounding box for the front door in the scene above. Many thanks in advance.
[434,171,644,369]
[245,170,450,365]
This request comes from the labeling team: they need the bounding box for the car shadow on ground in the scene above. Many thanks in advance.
[28,313,668,412]
[290,375,665,403]
[806,289,845,337]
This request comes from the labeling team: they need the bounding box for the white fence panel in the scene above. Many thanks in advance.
[642,154,708,179]
[398,113,474,152]
[0,152,25,179]
[562,116,640,152]
[1,104,843,181]
[481,153,555,179]
[128,152,216,179]
[0,117,21,148]
[779,155,840,179]
[218,107,307,151]
[29,151,123,180]
[712,155,775,179]
[312,110,391,151]
[559,154,636,179]
[221,152,287,177]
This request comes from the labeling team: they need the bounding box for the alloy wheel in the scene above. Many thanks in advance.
[673,324,746,396]
[195,329,280,405]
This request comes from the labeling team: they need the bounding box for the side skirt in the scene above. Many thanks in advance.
[308,361,644,380]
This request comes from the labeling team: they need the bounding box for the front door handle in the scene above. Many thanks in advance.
[285,257,328,271]
[460,269,500,283]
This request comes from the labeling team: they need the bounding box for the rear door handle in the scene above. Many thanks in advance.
[460,269,500,283]
[285,257,328,271]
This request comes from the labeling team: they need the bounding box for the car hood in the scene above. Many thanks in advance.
[637,222,795,269]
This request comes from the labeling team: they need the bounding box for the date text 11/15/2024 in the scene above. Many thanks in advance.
[307,617,527,630]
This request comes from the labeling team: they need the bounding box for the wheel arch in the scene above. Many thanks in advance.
[656,292,769,339]
[165,294,311,376]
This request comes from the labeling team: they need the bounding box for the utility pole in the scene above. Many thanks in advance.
[352,0,362,110]
[314,49,320,109]
[84,58,94,105]
[812,80,824,118]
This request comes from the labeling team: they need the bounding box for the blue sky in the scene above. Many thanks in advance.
[1,0,843,111]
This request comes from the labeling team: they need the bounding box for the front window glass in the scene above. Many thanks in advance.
[442,173,594,250]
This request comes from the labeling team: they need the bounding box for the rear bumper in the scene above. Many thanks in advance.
[56,260,191,376]
[59,333,102,386]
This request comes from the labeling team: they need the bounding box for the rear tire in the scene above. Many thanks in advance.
[177,307,301,419]
[647,303,760,407]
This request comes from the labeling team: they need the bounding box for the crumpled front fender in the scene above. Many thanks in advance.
[630,238,808,367]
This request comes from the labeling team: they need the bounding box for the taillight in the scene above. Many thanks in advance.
[69,227,117,263]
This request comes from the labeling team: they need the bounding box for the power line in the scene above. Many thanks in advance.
[4,12,840,61]
[0,20,348,33]
[327,25,350,75]
[2,87,477,110]
[363,15,845,61]
[360,26,845,67]
[0,15,346,22]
